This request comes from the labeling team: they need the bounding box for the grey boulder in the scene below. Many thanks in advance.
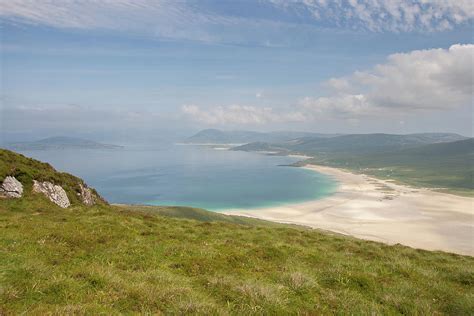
[33,180,71,208]
[0,176,23,198]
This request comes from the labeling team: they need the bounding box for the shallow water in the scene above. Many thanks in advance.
[18,144,337,211]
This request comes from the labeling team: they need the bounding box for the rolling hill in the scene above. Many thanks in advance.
[232,134,473,194]
[6,136,123,150]
[234,133,468,154]
[184,129,340,144]
[1,149,473,314]
[306,138,474,194]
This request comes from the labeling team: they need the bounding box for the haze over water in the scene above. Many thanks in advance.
[18,144,337,211]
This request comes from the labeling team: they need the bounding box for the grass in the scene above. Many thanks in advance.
[0,149,105,205]
[304,153,474,197]
[1,196,473,315]
[117,204,295,227]
[1,148,473,314]
[238,138,474,196]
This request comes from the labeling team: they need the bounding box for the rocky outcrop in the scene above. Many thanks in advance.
[33,180,70,208]
[79,183,95,206]
[0,176,23,198]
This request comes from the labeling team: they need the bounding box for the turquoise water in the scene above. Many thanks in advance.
[18,144,338,211]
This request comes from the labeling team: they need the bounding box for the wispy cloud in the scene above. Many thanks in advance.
[182,44,473,125]
[1,1,243,43]
[270,0,474,32]
[1,0,472,46]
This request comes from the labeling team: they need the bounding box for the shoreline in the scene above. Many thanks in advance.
[223,164,474,256]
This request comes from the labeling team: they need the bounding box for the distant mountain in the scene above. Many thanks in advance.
[234,135,473,193]
[231,142,291,154]
[233,133,469,154]
[308,138,474,193]
[184,129,340,144]
[384,137,474,158]
[6,137,123,150]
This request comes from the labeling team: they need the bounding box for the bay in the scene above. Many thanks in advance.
[18,144,337,211]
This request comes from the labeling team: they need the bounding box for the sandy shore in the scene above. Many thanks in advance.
[224,165,474,256]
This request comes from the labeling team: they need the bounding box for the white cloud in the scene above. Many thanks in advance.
[1,0,472,40]
[270,0,474,32]
[181,104,305,125]
[302,44,474,118]
[182,44,473,125]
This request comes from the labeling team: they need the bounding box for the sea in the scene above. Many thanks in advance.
[16,143,338,211]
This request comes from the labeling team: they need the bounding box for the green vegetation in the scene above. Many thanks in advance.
[185,128,339,144]
[234,136,473,195]
[2,197,474,314]
[303,139,474,196]
[118,204,291,227]
[0,149,105,205]
[1,148,473,314]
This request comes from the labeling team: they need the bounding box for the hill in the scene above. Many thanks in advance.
[302,138,474,195]
[232,134,472,194]
[6,136,123,150]
[184,129,339,144]
[231,141,291,154]
[1,149,473,314]
[0,149,106,205]
[234,133,468,154]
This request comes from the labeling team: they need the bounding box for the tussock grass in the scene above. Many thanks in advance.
[1,196,473,315]
[1,148,473,314]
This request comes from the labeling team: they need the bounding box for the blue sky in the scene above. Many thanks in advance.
[1,0,473,141]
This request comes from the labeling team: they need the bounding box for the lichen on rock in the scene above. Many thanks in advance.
[33,180,71,208]
[79,183,95,206]
[0,176,24,198]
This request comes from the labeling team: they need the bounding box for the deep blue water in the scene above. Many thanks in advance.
[17,144,337,211]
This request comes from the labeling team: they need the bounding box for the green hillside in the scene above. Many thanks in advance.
[233,136,473,195]
[0,149,106,205]
[305,138,474,195]
[1,149,473,314]
[289,133,467,153]
[185,129,339,144]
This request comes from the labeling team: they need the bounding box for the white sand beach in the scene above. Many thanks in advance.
[225,165,474,256]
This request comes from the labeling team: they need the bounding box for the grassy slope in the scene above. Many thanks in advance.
[117,204,291,227]
[303,139,474,196]
[2,197,474,314]
[235,138,473,195]
[1,148,473,314]
[0,149,105,205]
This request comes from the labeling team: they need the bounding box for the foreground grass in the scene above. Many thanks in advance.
[1,197,473,314]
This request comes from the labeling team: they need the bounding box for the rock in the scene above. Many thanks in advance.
[79,183,95,206]
[33,180,70,208]
[0,176,23,198]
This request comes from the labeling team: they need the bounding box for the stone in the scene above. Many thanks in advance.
[0,176,23,198]
[79,183,95,206]
[33,180,70,208]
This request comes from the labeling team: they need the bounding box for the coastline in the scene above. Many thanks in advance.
[223,164,474,256]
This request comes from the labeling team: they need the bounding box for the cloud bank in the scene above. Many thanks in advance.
[182,104,304,125]
[182,44,474,125]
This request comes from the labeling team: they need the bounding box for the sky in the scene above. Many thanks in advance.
[1,0,473,142]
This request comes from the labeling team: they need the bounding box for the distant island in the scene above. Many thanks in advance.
[184,128,341,144]
[5,136,124,150]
